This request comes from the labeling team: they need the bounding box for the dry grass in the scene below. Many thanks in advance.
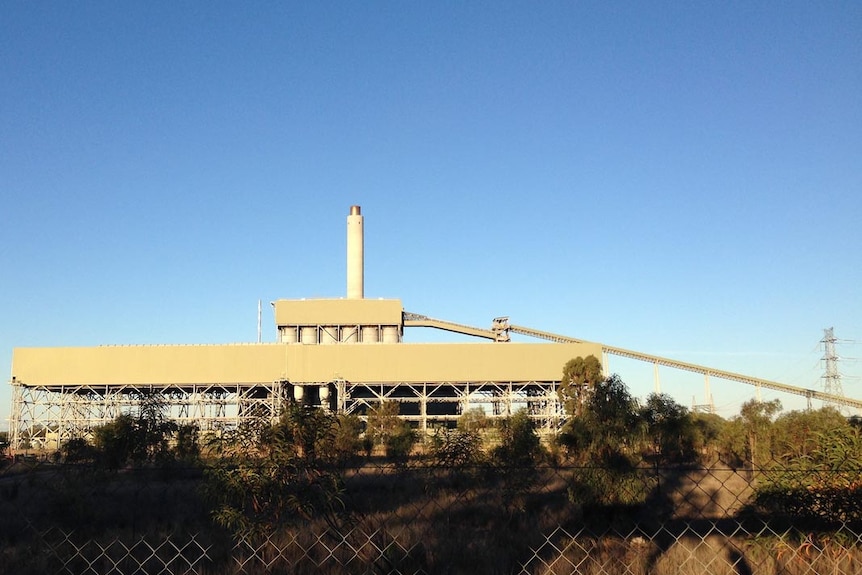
[0,460,860,574]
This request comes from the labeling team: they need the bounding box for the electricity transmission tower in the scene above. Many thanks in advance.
[821,327,844,409]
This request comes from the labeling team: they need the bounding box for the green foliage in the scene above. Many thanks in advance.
[558,374,641,463]
[754,425,862,522]
[430,427,486,467]
[204,417,269,459]
[174,424,200,462]
[260,403,363,467]
[332,413,364,464]
[689,412,726,461]
[60,437,96,463]
[136,392,178,462]
[641,393,697,462]
[492,409,542,467]
[716,416,747,467]
[366,401,417,461]
[739,398,781,467]
[568,453,656,509]
[385,425,417,462]
[457,408,490,433]
[491,410,544,513]
[92,414,139,469]
[558,355,603,416]
[264,403,337,463]
[90,393,180,468]
[204,404,351,538]
[365,401,401,448]
[771,407,848,461]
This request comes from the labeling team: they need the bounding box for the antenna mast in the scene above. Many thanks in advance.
[257,299,262,343]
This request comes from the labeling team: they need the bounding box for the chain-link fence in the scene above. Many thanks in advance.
[1,455,860,575]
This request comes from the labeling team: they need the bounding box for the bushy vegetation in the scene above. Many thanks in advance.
[555,355,862,523]
[57,392,198,469]
[365,401,417,461]
[753,409,862,523]
[0,432,9,460]
[203,403,357,537]
[46,355,860,529]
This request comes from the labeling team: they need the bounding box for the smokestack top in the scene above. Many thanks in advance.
[350,205,361,216]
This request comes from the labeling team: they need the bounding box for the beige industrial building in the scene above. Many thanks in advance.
[8,207,601,451]
[9,207,858,452]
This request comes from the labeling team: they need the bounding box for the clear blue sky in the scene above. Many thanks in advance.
[2,2,860,426]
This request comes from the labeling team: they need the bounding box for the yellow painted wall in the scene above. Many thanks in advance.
[11,341,603,385]
[273,298,403,326]
[11,345,286,385]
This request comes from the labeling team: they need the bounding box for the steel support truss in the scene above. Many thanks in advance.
[335,379,564,435]
[9,379,563,452]
[9,382,288,452]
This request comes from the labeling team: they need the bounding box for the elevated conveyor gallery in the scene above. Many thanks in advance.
[404,313,861,410]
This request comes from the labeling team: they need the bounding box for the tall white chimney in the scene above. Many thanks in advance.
[346,205,364,299]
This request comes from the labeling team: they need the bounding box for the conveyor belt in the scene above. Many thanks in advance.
[506,324,862,410]
[403,312,509,341]
[402,312,861,410]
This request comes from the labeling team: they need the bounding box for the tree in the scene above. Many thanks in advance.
[739,398,781,468]
[558,374,642,465]
[365,401,416,461]
[754,416,862,522]
[254,404,361,468]
[492,409,542,467]
[61,437,96,463]
[205,406,350,537]
[430,427,485,467]
[92,414,138,469]
[559,376,654,509]
[265,403,339,463]
[365,401,401,449]
[558,355,603,416]
[641,393,696,461]
[587,374,641,458]
[90,393,181,469]
[716,416,747,468]
[458,408,490,433]
[690,412,727,462]
[332,413,363,465]
[385,424,417,462]
[492,410,544,514]
[174,424,201,463]
[771,407,847,462]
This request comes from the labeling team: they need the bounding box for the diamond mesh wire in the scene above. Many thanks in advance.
[0,456,860,574]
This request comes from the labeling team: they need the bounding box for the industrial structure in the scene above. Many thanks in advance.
[8,206,862,451]
[820,327,845,410]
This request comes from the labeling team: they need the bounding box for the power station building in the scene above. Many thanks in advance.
[9,206,602,451]
[10,206,859,451]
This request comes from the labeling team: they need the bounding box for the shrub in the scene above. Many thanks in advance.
[61,437,96,463]
[204,405,349,538]
[430,428,485,467]
[385,423,417,463]
[492,410,542,467]
[754,426,862,522]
